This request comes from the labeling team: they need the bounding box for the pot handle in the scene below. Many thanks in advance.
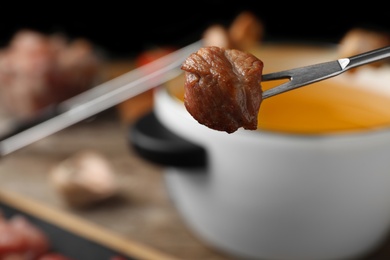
[128,111,206,168]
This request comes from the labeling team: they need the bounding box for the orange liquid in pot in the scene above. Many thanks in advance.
[259,80,390,134]
[167,76,390,135]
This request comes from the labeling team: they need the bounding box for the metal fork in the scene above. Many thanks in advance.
[261,46,390,99]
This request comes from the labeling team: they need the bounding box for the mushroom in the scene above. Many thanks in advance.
[49,149,120,208]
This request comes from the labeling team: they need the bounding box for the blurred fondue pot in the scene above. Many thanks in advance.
[129,43,390,260]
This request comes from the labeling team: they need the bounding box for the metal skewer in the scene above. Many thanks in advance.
[262,46,390,99]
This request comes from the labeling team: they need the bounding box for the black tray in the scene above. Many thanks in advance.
[0,202,136,260]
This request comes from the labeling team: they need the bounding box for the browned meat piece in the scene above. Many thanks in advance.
[181,46,263,133]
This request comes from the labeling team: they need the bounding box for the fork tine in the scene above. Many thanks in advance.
[262,80,296,99]
[262,71,293,81]
[261,60,345,99]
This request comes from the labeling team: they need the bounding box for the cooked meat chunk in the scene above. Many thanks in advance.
[181,46,263,133]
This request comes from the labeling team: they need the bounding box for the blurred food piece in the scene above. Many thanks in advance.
[117,46,176,124]
[202,24,232,48]
[338,27,390,73]
[0,29,104,119]
[49,149,120,208]
[0,212,51,259]
[202,11,263,50]
[228,11,264,51]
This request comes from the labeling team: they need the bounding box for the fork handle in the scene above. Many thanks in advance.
[346,46,390,70]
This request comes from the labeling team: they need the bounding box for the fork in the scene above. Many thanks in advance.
[261,46,390,99]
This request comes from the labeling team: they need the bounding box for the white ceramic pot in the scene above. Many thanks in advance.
[131,43,390,260]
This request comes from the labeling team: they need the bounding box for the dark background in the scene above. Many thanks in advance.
[1,2,389,58]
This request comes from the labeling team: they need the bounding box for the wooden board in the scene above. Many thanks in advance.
[0,188,177,260]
